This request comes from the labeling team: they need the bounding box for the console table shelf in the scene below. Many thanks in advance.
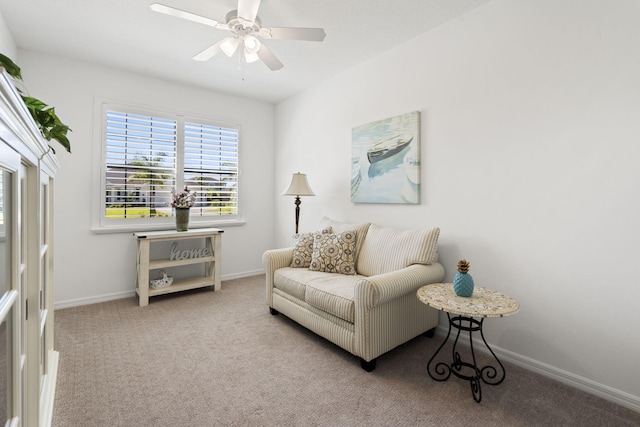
[134,228,223,306]
[149,255,216,269]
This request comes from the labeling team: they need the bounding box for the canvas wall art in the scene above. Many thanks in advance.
[351,111,420,204]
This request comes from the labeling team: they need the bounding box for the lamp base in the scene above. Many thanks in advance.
[294,196,301,234]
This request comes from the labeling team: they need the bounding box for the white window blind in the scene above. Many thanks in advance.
[104,111,177,219]
[101,107,240,225]
[184,122,239,216]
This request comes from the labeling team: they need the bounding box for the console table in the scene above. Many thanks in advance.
[416,283,519,402]
[134,228,223,306]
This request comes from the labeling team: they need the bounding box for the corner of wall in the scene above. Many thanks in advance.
[0,10,18,61]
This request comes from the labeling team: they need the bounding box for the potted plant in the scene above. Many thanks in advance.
[172,187,197,231]
[0,53,72,153]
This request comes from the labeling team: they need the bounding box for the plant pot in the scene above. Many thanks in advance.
[175,207,190,231]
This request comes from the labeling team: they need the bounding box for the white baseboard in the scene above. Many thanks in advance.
[221,269,265,281]
[434,325,640,413]
[53,270,266,309]
[496,345,640,413]
[54,290,135,309]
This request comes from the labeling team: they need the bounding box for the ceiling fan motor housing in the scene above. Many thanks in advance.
[226,10,261,36]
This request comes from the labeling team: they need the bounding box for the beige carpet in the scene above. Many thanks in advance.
[52,276,640,426]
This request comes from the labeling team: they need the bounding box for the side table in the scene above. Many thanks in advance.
[416,283,519,402]
[134,228,223,306]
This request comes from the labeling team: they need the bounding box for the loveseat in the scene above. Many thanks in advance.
[263,218,444,371]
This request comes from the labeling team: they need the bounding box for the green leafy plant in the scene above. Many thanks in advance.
[128,154,172,217]
[0,53,71,153]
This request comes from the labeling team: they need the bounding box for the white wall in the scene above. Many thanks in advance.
[17,50,275,307]
[275,0,640,408]
[0,10,16,61]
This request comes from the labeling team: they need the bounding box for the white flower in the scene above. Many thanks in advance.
[171,187,196,208]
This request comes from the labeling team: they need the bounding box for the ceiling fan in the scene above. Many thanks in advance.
[150,0,326,71]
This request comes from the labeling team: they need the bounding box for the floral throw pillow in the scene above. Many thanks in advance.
[309,230,357,275]
[291,227,332,268]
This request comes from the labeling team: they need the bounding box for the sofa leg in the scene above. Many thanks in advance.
[269,307,279,315]
[423,327,436,338]
[360,358,377,372]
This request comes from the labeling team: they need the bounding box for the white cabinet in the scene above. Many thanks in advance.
[134,228,223,306]
[0,70,59,426]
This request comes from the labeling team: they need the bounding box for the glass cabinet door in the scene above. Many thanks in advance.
[19,163,28,426]
[0,142,21,426]
[39,173,52,392]
[0,168,11,426]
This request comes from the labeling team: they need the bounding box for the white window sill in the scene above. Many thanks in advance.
[90,219,246,234]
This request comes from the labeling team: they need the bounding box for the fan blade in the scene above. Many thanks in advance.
[193,39,225,61]
[237,0,261,23]
[257,44,284,71]
[150,3,227,29]
[260,27,326,42]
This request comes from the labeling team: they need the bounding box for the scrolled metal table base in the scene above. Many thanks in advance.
[427,313,506,403]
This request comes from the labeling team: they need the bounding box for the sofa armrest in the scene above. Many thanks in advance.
[262,248,294,306]
[355,263,445,310]
[262,247,294,275]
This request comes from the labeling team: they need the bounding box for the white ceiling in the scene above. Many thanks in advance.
[0,0,490,103]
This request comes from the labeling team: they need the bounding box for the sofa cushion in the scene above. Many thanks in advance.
[274,268,335,301]
[273,267,364,323]
[305,274,363,323]
[357,224,440,276]
[309,230,357,275]
[320,217,371,268]
[290,227,332,268]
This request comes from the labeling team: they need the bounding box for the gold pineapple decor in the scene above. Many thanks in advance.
[457,259,470,274]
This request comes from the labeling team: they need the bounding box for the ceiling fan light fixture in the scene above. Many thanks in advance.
[243,35,261,63]
[244,35,261,53]
[244,49,260,63]
[220,37,240,57]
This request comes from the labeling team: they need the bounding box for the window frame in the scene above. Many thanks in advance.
[92,99,244,233]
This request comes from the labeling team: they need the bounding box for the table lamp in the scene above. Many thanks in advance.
[282,172,315,234]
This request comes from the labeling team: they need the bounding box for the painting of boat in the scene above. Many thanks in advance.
[350,156,361,195]
[351,111,420,204]
[403,145,420,185]
[366,133,414,163]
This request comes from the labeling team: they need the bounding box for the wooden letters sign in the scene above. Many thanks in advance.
[170,242,211,261]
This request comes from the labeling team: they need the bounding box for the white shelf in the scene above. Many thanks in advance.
[134,228,223,306]
[149,255,216,269]
[138,277,215,297]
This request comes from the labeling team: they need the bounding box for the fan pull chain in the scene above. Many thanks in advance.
[238,51,247,81]
[236,51,245,80]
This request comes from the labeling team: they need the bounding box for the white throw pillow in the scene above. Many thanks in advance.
[357,224,440,276]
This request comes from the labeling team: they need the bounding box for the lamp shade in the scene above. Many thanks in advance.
[220,37,240,57]
[282,173,315,196]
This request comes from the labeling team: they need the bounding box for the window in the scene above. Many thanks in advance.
[98,103,239,230]
[184,121,239,216]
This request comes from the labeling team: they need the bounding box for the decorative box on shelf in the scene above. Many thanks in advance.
[134,228,223,306]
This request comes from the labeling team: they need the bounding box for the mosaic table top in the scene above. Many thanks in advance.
[417,283,519,318]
